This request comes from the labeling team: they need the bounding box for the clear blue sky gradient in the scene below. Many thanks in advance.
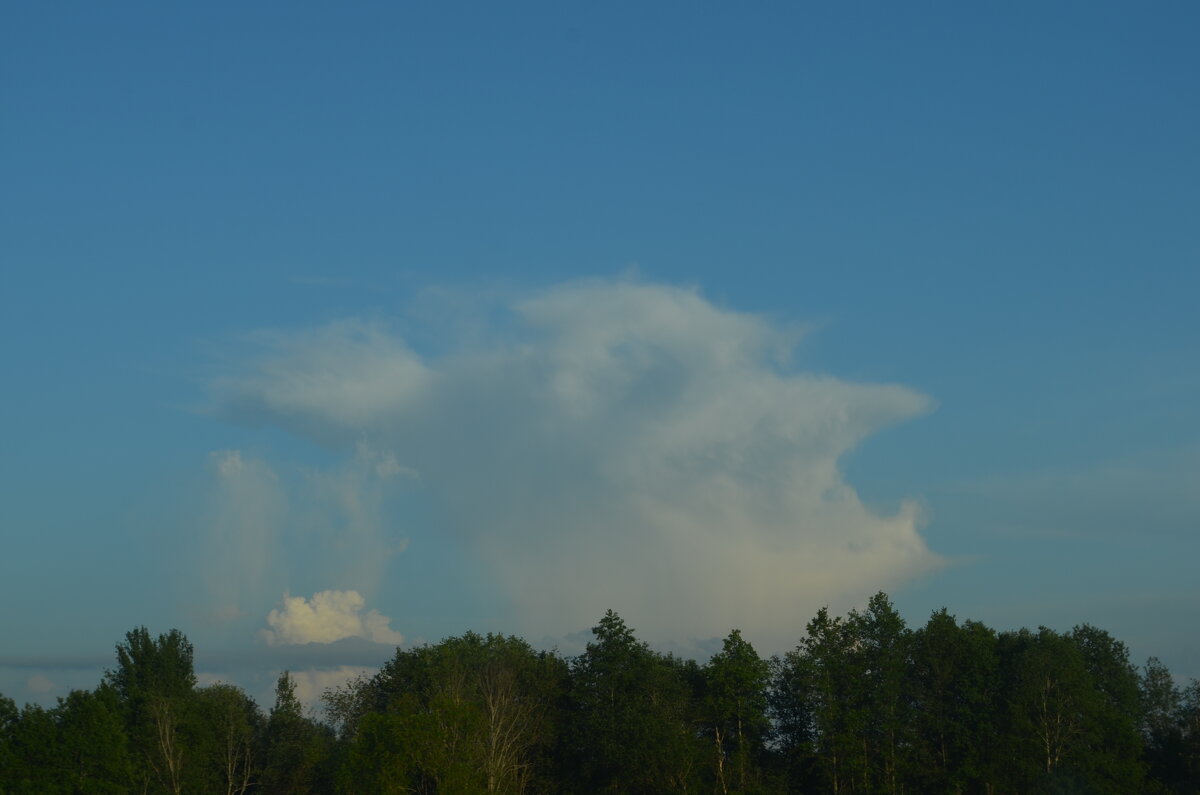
[2,2,1198,703]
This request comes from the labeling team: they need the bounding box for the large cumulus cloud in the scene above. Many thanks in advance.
[211,279,943,650]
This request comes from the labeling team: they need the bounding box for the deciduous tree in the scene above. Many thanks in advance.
[105,626,197,794]
[703,629,769,793]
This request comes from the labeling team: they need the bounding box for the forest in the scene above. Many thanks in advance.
[2,593,1198,794]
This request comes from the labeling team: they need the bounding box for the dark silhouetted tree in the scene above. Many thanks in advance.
[703,629,770,793]
[106,626,197,794]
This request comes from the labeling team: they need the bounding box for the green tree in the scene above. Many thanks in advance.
[0,687,134,794]
[0,693,18,792]
[194,683,262,795]
[321,670,374,742]
[1069,624,1144,792]
[995,627,1098,792]
[772,607,859,794]
[768,650,818,791]
[345,645,474,793]
[262,671,334,795]
[346,708,442,793]
[6,702,62,793]
[54,684,134,794]
[346,632,566,793]
[1179,678,1200,792]
[105,626,197,794]
[846,593,910,795]
[908,610,999,793]
[467,634,566,793]
[1140,657,1188,793]
[107,627,197,703]
[568,611,699,793]
[702,629,770,793]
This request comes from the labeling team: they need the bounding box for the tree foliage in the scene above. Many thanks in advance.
[703,629,770,793]
[2,598,1198,793]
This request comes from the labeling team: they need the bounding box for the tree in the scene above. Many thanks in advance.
[1140,657,1187,793]
[321,670,374,742]
[1179,678,1200,791]
[569,611,699,793]
[346,644,474,793]
[459,633,562,793]
[194,683,262,795]
[1069,624,1144,792]
[846,593,910,795]
[995,627,1098,792]
[105,626,197,794]
[0,693,18,792]
[6,702,62,793]
[262,671,333,794]
[773,607,857,793]
[107,627,196,703]
[703,629,770,793]
[908,610,999,793]
[54,684,134,793]
[768,650,818,791]
[349,632,567,793]
[796,606,861,795]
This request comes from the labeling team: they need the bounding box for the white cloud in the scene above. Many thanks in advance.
[261,590,404,646]
[196,441,411,625]
[210,320,430,438]
[201,450,286,618]
[26,674,54,694]
[292,442,413,593]
[215,279,944,651]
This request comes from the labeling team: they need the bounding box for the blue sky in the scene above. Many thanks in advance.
[2,2,1198,706]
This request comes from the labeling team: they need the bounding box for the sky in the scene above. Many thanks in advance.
[2,2,1198,708]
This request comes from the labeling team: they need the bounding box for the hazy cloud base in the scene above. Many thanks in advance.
[211,279,943,651]
[198,444,411,634]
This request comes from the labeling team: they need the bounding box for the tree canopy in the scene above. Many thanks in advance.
[2,595,1198,793]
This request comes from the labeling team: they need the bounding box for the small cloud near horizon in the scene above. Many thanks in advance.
[261,590,404,647]
[25,674,55,694]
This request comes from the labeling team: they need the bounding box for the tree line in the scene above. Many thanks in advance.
[2,593,1198,793]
